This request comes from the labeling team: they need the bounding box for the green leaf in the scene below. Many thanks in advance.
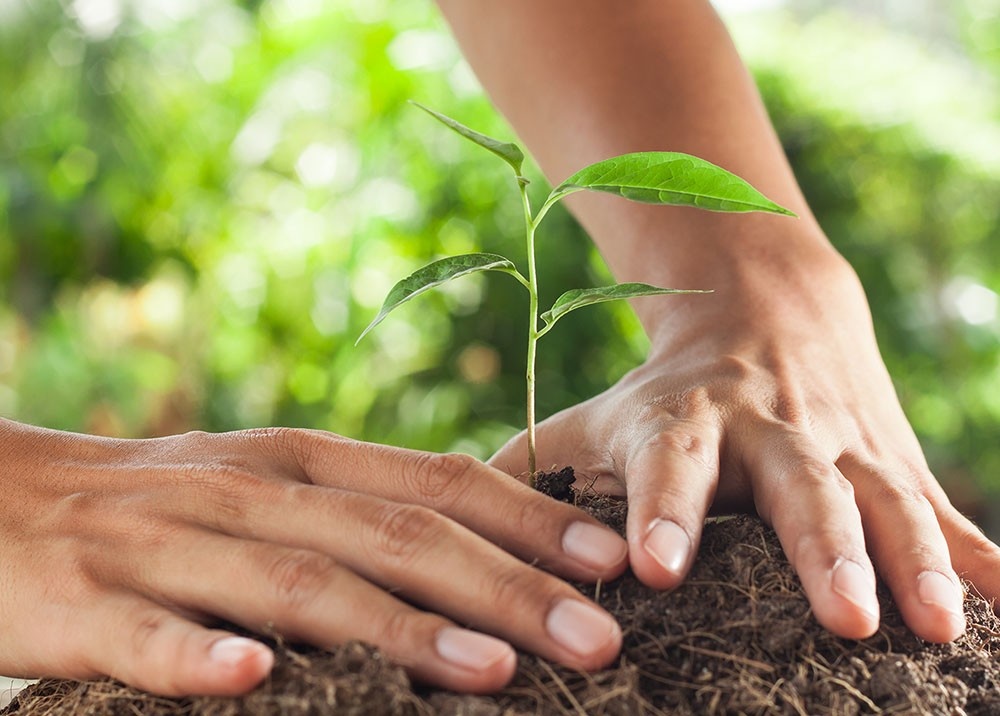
[411,101,524,176]
[357,253,526,344]
[549,152,796,215]
[540,283,709,330]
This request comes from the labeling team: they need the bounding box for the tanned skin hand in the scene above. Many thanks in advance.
[437,0,1000,642]
[0,420,626,695]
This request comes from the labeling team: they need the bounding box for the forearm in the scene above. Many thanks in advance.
[437,0,855,340]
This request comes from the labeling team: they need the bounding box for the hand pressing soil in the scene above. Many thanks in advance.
[6,470,1000,716]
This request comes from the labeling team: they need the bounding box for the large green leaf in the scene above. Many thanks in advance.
[548,152,795,215]
[540,283,709,331]
[411,101,524,176]
[357,253,526,344]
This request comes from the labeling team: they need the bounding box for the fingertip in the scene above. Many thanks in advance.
[910,570,966,643]
[432,627,518,693]
[544,599,622,671]
[909,608,966,644]
[205,636,275,695]
[630,517,694,590]
[561,521,629,579]
[821,558,880,639]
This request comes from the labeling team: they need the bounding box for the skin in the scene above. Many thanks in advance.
[7,0,998,700]
[0,420,627,695]
[436,0,1000,643]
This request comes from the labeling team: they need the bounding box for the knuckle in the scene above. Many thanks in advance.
[53,490,105,529]
[648,486,703,524]
[408,452,479,503]
[240,426,314,466]
[953,520,1000,564]
[176,429,212,449]
[128,512,183,552]
[791,458,841,490]
[789,528,856,571]
[713,354,757,382]
[185,461,257,493]
[241,426,300,449]
[870,479,930,511]
[375,610,414,651]
[646,386,713,421]
[376,609,441,654]
[488,566,557,616]
[370,503,446,564]
[191,462,277,512]
[899,460,937,491]
[128,611,170,665]
[266,551,338,613]
[644,428,716,472]
[766,394,809,427]
[506,493,561,540]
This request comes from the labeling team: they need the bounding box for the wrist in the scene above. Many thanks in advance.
[633,232,869,354]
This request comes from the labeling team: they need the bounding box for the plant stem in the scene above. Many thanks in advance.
[519,179,539,484]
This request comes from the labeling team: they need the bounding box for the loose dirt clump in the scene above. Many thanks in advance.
[6,471,1000,715]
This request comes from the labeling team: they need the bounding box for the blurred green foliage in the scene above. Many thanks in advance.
[1,1,998,519]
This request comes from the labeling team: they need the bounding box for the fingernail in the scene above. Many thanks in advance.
[435,627,514,672]
[209,637,273,669]
[918,570,965,621]
[545,599,620,659]
[643,519,690,577]
[831,558,879,619]
[562,522,628,571]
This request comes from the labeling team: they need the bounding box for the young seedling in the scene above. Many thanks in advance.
[358,102,794,484]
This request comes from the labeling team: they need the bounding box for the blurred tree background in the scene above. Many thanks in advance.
[0,0,998,528]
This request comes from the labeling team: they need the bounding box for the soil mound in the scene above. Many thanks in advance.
[6,482,1000,715]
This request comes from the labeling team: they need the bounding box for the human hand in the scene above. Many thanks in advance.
[491,255,1000,644]
[0,420,627,697]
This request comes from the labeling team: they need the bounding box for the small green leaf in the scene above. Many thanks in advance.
[411,101,524,175]
[549,152,796,216]
[357,253,526,344]
[540,283,709,330]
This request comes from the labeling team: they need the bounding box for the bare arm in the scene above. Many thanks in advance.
[439,0,1000,643]
[437,0,834,322]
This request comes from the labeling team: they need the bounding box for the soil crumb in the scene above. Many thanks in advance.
[6,472,1000,715]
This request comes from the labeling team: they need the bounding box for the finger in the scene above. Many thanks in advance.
[486,408,583,477]
[746,434,880,640]
[487,405,625,496]
[71,592,274,697]
[936,501,1000,601]
[260,493,622,672]
[114,534,519,694]
[130,500,621,676]
[621,420,720,590]
[281,430,628,582]
[844,456,965,642]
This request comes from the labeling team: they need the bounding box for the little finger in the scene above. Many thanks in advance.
[132,534,518,693]
[70,592,273,697]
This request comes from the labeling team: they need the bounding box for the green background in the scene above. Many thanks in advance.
[1,0,998,529]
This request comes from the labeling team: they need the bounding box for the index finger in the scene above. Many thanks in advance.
[283,430,629,583]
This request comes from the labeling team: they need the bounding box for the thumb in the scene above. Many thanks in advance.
[488,406,623,495]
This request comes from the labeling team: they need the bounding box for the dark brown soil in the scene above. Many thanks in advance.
[7,471,1000,715]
